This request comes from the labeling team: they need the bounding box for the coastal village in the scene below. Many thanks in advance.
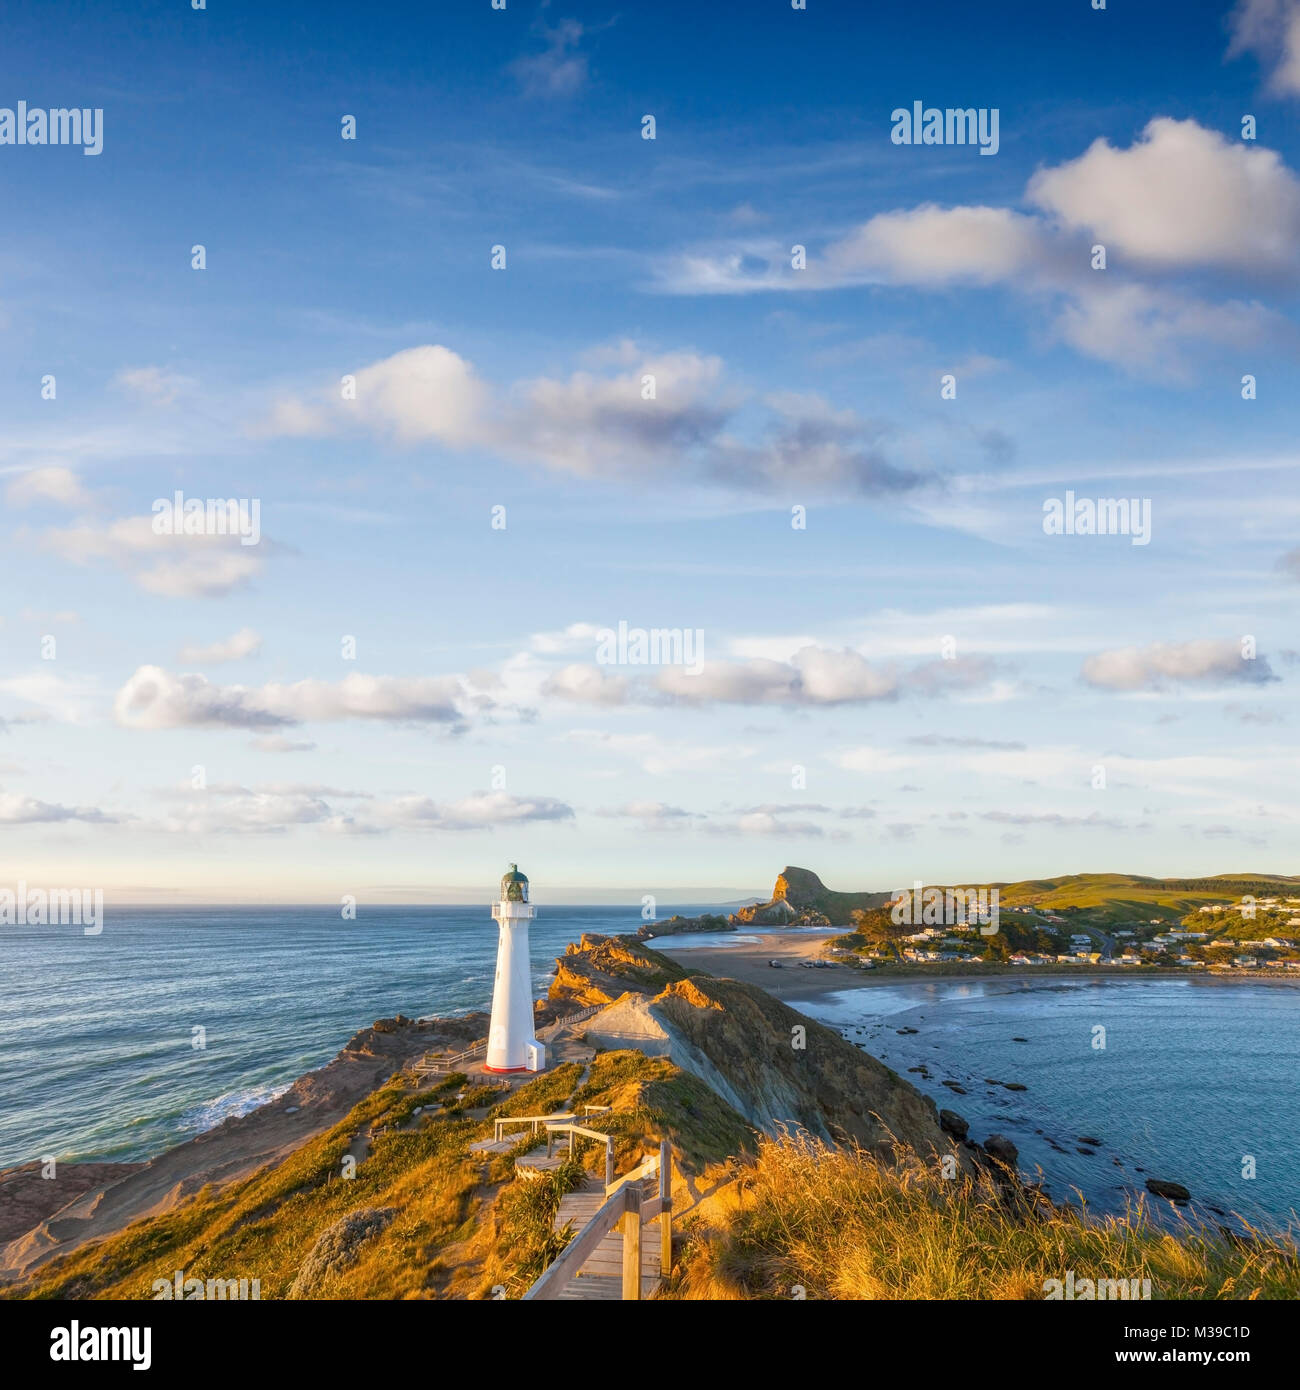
[643,869,1300,976]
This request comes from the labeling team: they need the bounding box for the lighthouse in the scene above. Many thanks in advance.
[486,864,546,1073]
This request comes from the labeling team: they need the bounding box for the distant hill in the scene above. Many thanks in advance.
[742,868,1300,930]
[986,872,1300,926]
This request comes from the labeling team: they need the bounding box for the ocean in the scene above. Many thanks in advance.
[0,904,659,1169]
[787,974,1300,1233]
[3,909,1297,1235]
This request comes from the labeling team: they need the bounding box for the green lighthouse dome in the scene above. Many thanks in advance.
[500,863,529,903]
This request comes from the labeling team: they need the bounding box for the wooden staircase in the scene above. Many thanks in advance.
[523,1140,672,1302]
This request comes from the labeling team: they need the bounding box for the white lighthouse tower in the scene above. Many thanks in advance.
[486,864,546,1074]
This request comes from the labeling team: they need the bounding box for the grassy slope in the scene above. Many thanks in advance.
[6,1049,753,1302]
[665,1133,1300,1301]
[957,873,1300,927]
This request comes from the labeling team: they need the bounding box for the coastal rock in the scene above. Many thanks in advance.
[1145,1178,1191,1202]
[730,866,891,928]
[637,913,733,941]
[939,1110,970,1140]
[371,1014,413,1034]
[550,933,694,1007]
[1002,1082,1027,1092]
[1078,1136,1102,1146]
[941,1080,967,1095]
[983,1134,1019,1168]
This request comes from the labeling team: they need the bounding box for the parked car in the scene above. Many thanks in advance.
[767,959,783,968]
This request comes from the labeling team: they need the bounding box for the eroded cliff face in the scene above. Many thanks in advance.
[550,933,693,1005]
[732,866,893,927]
[550,935,957,1164]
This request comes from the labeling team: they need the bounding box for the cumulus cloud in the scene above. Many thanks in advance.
[43,514,264,599]
[371,791,575,832]
[546,646,994,709]
[114,666,490,730]
[6,465,91,508]
[652,118,1300,374]
[541,663,629,705]
[0,792,119,824]
[179,628,262,665]
[1228,0,1300,95]
[156,787,572,835]
[1028,118,1300,272]
[1081,639,1277,691]
[262,344,927,498]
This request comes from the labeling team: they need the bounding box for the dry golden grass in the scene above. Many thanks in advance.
[664,1132,1300,1301]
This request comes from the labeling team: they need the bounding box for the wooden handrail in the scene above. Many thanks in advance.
[522,1137,672,1301]
[522,1186,630,1301]
[493,1112,572,1142]
[605,1150,659,1197]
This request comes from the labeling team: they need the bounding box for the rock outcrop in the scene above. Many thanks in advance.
[732,866,894,927]
[552,934,960,1164]
[637,913,733,941]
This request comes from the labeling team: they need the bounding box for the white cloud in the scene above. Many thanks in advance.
[114,666,490,730]
[371,791,575,831]
[1081,639,1278,690]
[261,344,927,497]
[510,17,590,97]
[541,663,630,705]
[250,735,317,753]
[822,205,1054,286]
[0,792,119,824]
[1028,117,1300,272]
[178,628,263,664]
[114,366,197,405]
[1228,0,1300,95]
[43,514,265,599]
[6,465,90,508]
[651,119,1300,375]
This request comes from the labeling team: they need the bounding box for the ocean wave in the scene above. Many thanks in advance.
[179,1082,291,1135]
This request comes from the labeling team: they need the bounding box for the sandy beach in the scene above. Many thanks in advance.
[652,930,1300,1002]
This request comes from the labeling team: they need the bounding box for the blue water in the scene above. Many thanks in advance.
[0,904,670,1168]
[4,913,1298,1236]
[790,976,1300,1233]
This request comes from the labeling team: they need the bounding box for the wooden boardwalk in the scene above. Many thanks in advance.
[552,1177,662,1300]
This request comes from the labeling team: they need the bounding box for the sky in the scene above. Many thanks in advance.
[1,0,1298,904]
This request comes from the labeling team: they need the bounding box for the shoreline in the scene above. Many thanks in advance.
[5,925,1294,1278]
[651,929,1300,1000]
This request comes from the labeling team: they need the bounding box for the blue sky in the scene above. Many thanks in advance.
[2,0,1298,902]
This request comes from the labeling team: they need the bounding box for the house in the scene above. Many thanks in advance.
[1233,956,1258,967]
[1264,938,1299,950]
